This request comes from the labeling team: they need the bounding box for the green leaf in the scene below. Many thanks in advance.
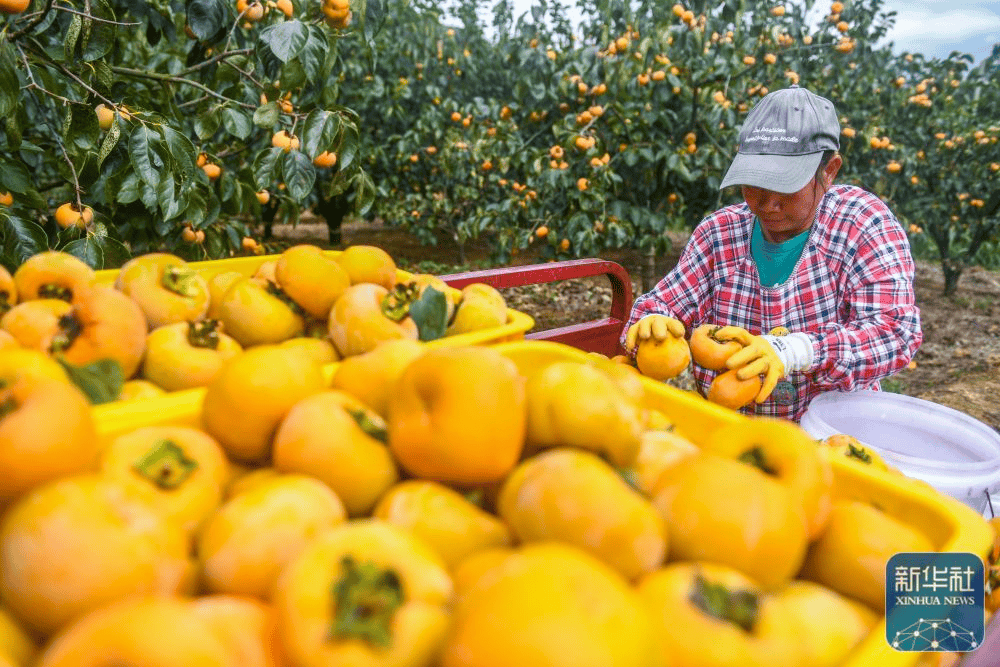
[160,126,197,182]
[337,124,359,171]
[65,14,83,61]
[79,0,116,62]
[409,286,448,341]
[55,357,124,405]
[157,176,179,220]
[222,107,252,140]
[63,236,104,268]
[363,0,387,45]
[0,161,32,194]
[1,215,49,263]
[253,102,281,128]
[301,109,341,158]
[187,0,227,43]
[299,27,331,83]
[353,170,375,216]
[116,171,142,205]
[128,125,163,188]
[282,151,316,202]
[0,42,19,117]
[195,109,221,141]
[260,21,309,63]
[253,147,285,190]
[97,116,122,169]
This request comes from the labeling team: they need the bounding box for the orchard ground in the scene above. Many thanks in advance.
[268,217,1000,433]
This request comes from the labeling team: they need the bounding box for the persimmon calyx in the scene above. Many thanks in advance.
[330,555,404,647]
[161,266,202,299]
[264,281,307,317]
[846,442,873,464]
[689,572,760,633]
[737,445,778,476]
[0,395,17,419]
[38,283,74,302]
[380,282,420,322]
[347,407,388,444]
[49,312,83,353]
[132,439,199,490]
[187,319,222,350]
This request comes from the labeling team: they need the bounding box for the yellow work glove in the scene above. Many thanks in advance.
[624,314,686,353]
[713,326,785,403]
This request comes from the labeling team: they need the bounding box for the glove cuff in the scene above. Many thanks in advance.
[762,332,815,373]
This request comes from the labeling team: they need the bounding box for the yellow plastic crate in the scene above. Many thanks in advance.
[90,250,534,406]
[92,339,994,667]
[489,340,995,667]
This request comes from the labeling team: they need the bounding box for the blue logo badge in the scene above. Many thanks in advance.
[885,552,985,652]
[771,380,796,405]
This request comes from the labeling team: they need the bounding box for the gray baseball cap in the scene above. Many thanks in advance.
[720,84,840,194]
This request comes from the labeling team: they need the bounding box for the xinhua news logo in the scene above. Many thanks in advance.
[886,552,985,653]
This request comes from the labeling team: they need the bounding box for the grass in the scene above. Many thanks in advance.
[881,376,908,394]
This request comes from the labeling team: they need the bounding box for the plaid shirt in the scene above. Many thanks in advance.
[622,184,923,421]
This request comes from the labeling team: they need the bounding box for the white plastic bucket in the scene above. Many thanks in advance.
[800,390,1000,518]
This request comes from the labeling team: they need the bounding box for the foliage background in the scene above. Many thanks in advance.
[0,0,997,294]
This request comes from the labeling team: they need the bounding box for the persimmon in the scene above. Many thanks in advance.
[0,378,98,504]
[271,130,300,152]
[115,253,211,329]
[274,244,351,319]
[327,282,418,358]
[202,163,222,180]
[54,203,93,230]
[215,277,305,347]
[201,345,326,463]
[0,299,72,351]
[334,244,397,288]
[188,595,287,667]
[48,285,149,379]
[689,323,744,371]
[0,192,11,206]
[256,190,270,205]
[706,368,761,410]
[33,597,228,666]
[313,151,337,168]
[205,271,244,320]
[0,0,30,16]
[0,266,14,317]
[94,104,114,131]
[141,320,242,392]
[99,425,230,533]
[275,0,293,16]
[635,334,691,381]
[12,251,96,303]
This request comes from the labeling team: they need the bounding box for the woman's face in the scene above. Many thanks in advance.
[741,154,843,244]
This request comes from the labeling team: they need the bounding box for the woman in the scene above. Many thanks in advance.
[622,84,922,421]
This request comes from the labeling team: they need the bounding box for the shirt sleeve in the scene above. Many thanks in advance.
[806,205,923,390]
[619,216,720,351]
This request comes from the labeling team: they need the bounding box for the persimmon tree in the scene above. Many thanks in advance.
[0,0,378,271]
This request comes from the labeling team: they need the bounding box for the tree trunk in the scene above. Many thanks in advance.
[942,260,963,297]
[313,190,352,247]
[641,246,657,295]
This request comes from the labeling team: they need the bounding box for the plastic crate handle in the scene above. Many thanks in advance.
[440,258,633,357]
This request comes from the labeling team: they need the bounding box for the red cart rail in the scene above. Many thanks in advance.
[441,258,633,358]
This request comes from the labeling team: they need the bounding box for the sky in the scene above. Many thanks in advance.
[497,0,1000,63]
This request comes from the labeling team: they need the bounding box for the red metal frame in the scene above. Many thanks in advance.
[441,258,633,357]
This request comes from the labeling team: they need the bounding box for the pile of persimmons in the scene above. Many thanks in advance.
[0,245,996,667]
[0,245,508,401]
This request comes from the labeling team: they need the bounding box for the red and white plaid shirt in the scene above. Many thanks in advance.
[622,184,923,422]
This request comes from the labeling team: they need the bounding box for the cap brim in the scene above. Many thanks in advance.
[719,152,824,194]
